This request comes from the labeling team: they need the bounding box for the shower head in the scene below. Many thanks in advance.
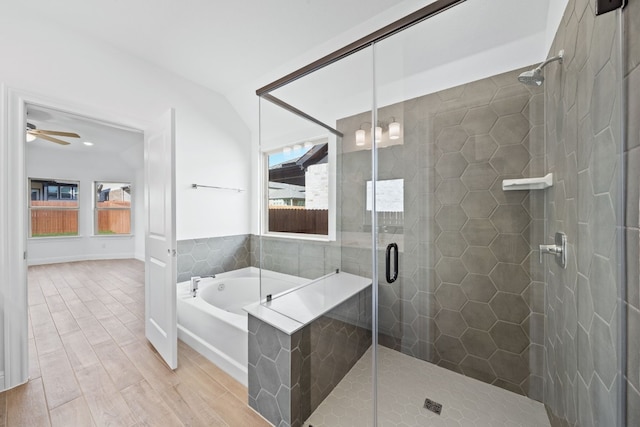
[517,49,565,86]
[518,68,544,86]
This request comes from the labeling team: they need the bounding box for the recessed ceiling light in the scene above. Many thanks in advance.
[83,141,94,146]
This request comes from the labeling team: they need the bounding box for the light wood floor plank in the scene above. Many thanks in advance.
[6,378,51,426]
[28,338,41,380]
[120,342,181,393]
[159,385,224,427]
[51,309,80,336]
[39,349,82,410]
[180,344,248,402]
[121,380,184,426]
[28,285,46,306]
[44,295,67,313]
[66,299,93,321]
[33,321,65,356]
[75,364,137,426]
[61,330,101,371]
[93,339,143,391]
[99,316,137,347]
[49,396,94,427]
[77,316,112,346]
[0,388,6,427]
[30,303,53,327]
[4,260,260,427]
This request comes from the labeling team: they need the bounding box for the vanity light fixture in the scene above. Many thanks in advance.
[375,125,382,142]
[283,146,292,155]
[26,133,36,142]
[304,141,313,149]
[355,118,401,145]
[389,118,401,140]
[355,129,366,146]
[293,144,302,152]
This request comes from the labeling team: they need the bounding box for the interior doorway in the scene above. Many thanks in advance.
[2,88,177,391]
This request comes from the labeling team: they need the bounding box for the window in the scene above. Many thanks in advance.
[264,138,334,238]
[94,182,132,235]
[29,178,79,238]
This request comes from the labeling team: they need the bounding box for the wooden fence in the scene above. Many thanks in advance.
[269,208,328,235]
[31,200,130,236]
[97,210,130,234]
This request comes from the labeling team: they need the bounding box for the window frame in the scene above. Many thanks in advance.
[28,178,80,239]
[93,181,133,236]
[262,136,336,242]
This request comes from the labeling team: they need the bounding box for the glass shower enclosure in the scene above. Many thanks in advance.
[253,0,626,425]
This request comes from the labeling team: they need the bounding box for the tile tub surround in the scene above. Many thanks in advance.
[336,66,546,399]
[248,287,372,427]
[543,0,625,425]
[177,234,250,282]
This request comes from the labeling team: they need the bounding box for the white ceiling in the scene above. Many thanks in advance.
[13,0,411,97]
[14,0,554,139]
[26,104,142,154]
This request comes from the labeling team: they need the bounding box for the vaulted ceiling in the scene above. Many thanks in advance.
[10,0,556,134]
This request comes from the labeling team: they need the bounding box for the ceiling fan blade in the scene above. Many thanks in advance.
[31,129,80,138]
[34,133,71,145]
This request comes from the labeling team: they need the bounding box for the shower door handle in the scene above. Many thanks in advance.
[386,243,398,283]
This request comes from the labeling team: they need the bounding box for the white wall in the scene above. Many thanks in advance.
[545,0,570,53]
[0,5,252,241]
[26,148,142,265]
[0,5,252,391]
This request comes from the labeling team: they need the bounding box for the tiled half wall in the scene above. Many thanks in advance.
[247,289,371,427]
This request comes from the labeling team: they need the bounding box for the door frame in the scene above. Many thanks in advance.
[1,86,175,391]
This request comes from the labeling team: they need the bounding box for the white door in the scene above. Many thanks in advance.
[144,109,177,369]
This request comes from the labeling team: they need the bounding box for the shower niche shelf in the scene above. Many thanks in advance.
[502,173,553,191]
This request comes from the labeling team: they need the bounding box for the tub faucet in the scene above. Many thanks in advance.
[189,275,215,297]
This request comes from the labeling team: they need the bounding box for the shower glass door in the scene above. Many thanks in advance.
[370,1,625,426]
[254,1,625,425]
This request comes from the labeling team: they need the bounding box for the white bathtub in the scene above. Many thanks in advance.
[177,267,307,386]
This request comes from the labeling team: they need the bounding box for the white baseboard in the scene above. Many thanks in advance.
[134,252,145,262]
[178,325,248,387]
[27,253,136,266]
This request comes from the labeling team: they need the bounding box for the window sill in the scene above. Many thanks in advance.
[262,232,334,243]
[29,235,83,241]
[91,234,134,238]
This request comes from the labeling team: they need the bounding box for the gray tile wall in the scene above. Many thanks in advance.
[544,0,625,425]
[176,234,250,282]
[335,67,546,399]
[248,288,371,427]
[625,0,640,425]
[249,234,342,280]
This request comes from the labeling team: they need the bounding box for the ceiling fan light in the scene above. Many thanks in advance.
[26,133,36,142]
[83,141,94,146]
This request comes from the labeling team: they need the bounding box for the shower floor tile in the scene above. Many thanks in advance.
[304,345,549,427]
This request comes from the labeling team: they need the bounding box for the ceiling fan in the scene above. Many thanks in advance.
[26,122,80,145]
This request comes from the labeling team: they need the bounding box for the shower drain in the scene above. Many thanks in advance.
[423,398,443,415]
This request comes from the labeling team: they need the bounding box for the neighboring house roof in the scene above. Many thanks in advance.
[269,143,328,186]
[268,182,305,200]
